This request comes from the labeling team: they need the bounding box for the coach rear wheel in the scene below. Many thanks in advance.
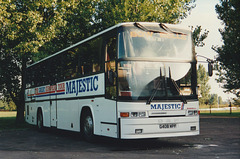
[37,110,44,131]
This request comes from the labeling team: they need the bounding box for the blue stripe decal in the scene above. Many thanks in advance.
[29,92,65,98]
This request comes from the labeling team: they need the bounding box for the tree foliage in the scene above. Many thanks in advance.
[197,64,211,105]
[94,0,196,30]
[0,0,86,122]
[36,0,98,60]
[233,97,240,106]
[218,96,223,105]
[0,0,196,123]
[213,0,240,97]
[209,94,218,106]
[43,0,196,56]
[192,26,209,47]
[0,99,16,111]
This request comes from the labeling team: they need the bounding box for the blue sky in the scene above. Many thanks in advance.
[179,0,235,101]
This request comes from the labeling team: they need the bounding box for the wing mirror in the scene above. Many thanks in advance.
[196,54,214,77]
[208,62,213,77]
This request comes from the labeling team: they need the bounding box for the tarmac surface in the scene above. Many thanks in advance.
[0,116,239,159]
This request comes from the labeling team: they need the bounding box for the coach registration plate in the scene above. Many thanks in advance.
[159,123,176,129]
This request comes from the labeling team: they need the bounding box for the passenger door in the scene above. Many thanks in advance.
[50,86,57,127]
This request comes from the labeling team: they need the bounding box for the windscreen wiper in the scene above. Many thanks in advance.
[134,22,186,36]
[159,23,186,35]
[134,22,165,33]
[168,67,187,104]
[146,68,165,105]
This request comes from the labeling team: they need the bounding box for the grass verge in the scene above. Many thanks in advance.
[200,112,240,118]
[0,117,31,131]
[0,111,17,117]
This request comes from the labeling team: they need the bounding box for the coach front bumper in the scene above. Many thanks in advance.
[119,116,199,139]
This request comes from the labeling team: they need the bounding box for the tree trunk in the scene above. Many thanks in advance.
[16,56,27,124]
[16,101,25,124]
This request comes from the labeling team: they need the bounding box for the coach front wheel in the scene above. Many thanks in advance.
[81,110,95,142]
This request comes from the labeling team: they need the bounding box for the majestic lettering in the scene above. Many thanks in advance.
[29,76,100,99]
[66,76,99,96]
[150,103,184,110]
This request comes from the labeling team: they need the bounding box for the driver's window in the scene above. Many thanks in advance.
[105,37,117,99]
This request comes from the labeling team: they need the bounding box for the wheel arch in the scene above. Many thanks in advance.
[80,106,95,132]
[80,106,93,123]
[36,106,44,126]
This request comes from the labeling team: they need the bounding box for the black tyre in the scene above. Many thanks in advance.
[81,110,95,142]
[37,109,44,132]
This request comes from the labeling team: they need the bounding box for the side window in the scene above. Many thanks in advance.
[105,36,117,99]
[48,55,63,84]
[90,37,103,73]
[75,37,103,76]
[81,43,93,75]
[57,37,103,80]
[34,65,42,86]
[61,50,76,80]
[26,67,33,88]
[26,36,105,87]
[41,61,49,85]
[31,67,37,87]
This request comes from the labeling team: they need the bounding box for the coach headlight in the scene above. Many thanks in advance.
[187,110,198,116]
[131,112,147,118]
[120,112,147,118]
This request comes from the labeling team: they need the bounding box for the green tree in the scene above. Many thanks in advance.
[192,25,209,47]
[0,99,16,111]
[197,64,211,105]
[218,96,223,105]
[233,97,240,106]
[213,0,240,97]
[0,0,80,123]
[94,0,196,30]
[36,0,98,59]
[209,94,218,106]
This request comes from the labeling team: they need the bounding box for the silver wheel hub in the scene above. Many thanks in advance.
[84,116,93,136]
